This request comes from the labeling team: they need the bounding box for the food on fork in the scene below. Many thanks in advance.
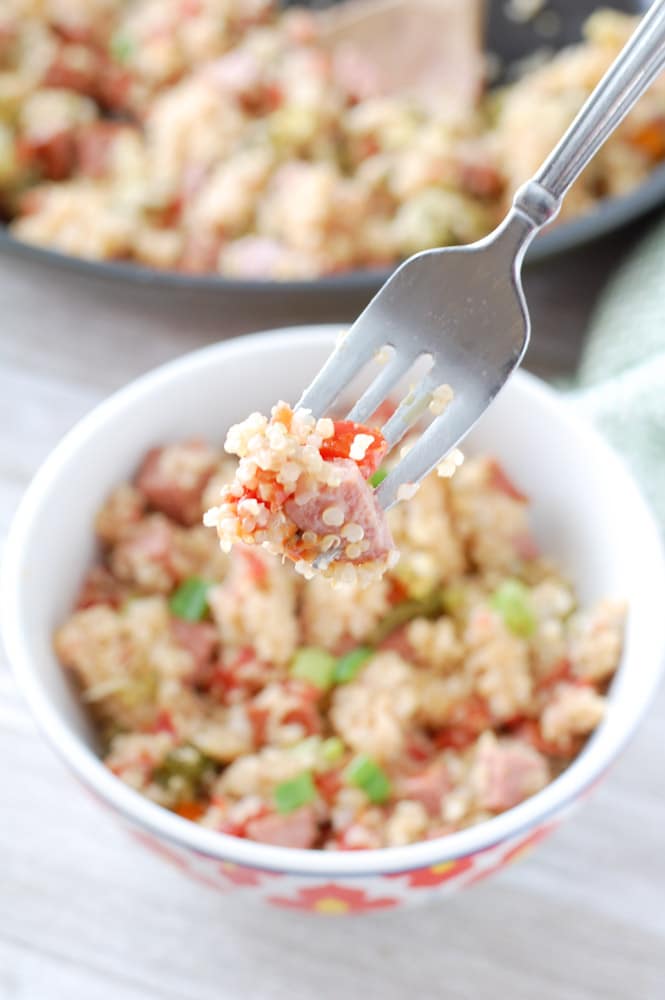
[203,403,399,585]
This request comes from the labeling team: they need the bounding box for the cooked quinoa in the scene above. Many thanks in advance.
[203,402,398,585]
[55,436,626,849]
[1,6,664,278]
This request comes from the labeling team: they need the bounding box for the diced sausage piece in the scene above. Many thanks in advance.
[285,459,393,563]
[17,130,78,181]
[245,805,318,848]
[43,46,99,96]
[400,761,451,816]
[378,625,415,660]
[472,734,549,812]
[219,236,311,279]
[136,442,220,526]
[96,484,146,545]
[171,620,219,675]
[76,121,125,178]
[75,566,127,610]
[207,49,263,100]
[179,231,223,274]
[110,515,181,592]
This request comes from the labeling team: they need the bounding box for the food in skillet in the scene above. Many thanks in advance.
[1,6,665,277]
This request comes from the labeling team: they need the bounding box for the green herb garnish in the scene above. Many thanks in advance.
[274,771,316,813]
[345,754,391,804]
[169,577,211,621]
[333,647,373,684]
[290,647,337,690]
[368,466,388,488]
[490,579,536,638]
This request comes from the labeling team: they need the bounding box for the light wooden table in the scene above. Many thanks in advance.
[2,230,664,1000]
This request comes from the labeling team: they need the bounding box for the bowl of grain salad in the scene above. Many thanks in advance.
[3,325,665,914]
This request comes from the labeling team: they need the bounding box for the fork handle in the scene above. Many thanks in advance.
[514,0,665,229]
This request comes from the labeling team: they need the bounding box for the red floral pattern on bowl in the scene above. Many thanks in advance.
[122,810,568,913]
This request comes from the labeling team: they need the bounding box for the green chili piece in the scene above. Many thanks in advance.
[290,647,337,690]
[274,771,316,814]
[333,647,373,684]
[490,579,536,638]
[169,577,212,621]
[345,754,391,804]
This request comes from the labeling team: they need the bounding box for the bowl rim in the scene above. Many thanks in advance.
[3,324,665,877]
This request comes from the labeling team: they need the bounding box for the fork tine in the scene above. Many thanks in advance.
[381,370,440,448]
[345,352,415,424]
[375,403,475,510]
[296,327,384,417]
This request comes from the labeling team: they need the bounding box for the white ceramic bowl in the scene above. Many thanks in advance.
[4,325,665,915]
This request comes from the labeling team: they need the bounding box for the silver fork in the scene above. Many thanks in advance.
[297,0,665,513]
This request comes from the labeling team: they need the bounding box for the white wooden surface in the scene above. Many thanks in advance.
[2,241,665,1000]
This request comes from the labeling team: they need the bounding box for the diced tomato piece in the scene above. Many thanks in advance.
[238,546,269,586]
[487,459,527,503]
[630,118,665,160]
[209,647,261,698]
[506,718,566,758]
[314,769,343,805]
[319,421,387,478]
[434,695,491,751]
[150,710,177,736]
[386,576,410,606]
[282,702,322,735]
[174,801,206,821]
[536,658,590,693]
[247,704,270,746]
[405,731,434,763]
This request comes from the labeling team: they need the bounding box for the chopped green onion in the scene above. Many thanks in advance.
[169,577,211,621]
[321,737,345,763]
[367,588,443,646]
[333,647,373,684]
[290,647,337,690]
[369,466,388,488]
[110,32,134,63]
[490,579,536,638]
[345,754,391,804]
[274,771,316,814]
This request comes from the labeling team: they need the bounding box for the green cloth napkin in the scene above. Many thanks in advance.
[572,215,665,526]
